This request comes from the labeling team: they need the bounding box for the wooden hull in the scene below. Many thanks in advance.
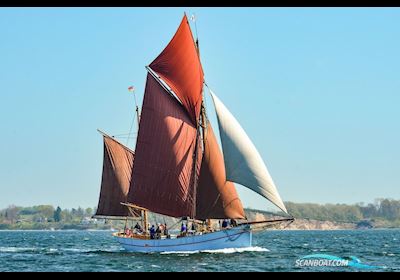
[114,225,252,253]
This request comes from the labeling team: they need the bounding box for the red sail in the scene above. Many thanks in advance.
[196,122,245,220]
[127,73,202,218]
[149,14,204,125]
[95,135,137,217]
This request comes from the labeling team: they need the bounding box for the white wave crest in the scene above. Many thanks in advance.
[160,246,269,255]
[0,247,36,253]
[202,246,269,254]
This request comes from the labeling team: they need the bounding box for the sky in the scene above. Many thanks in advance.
[0,8,399,211]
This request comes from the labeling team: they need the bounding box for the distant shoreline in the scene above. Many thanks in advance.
[2,200,400,231]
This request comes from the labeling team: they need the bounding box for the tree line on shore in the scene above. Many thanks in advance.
[1,198,400,229]
[284,198,400,227]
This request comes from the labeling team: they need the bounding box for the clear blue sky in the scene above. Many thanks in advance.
[0,8,399,211]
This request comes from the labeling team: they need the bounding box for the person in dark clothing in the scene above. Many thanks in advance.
[180,222,187,237]
[155,224,162,239]
[163,223,169,237]
[134,222,142,233]
[149,225,156,239]
[230,219,237,227]
[221,219,228,228]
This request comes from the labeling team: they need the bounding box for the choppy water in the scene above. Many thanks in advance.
[0,229,399,271]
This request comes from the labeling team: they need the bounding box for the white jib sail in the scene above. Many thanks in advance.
[209,90,288,214]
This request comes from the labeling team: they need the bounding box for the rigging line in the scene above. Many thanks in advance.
[283,219,294,229]
[97,129,136,154]
[169,218,183,231]
[126,113,136,146]
[126,88,140,147]
[114,136,136,139]
[111,133,137,137]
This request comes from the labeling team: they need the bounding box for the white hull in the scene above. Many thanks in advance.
[114,225,252,253]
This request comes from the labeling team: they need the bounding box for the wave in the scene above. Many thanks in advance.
[160,246,269,255]
[202,246,269,254]
[0,247,37,253]
[62,248,122,254]
[0,246,123,255]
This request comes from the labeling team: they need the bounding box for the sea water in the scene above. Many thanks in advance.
[0,229,398,271]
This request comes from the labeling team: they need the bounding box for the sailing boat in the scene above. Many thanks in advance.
[94,14,293,253]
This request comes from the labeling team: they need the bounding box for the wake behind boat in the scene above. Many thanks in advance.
[92,13,293,253]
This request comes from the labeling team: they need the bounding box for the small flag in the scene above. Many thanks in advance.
[190,14,195,22]
[128,86,135,92]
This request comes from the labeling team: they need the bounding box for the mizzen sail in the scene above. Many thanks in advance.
[95,135,137,217]
[209,91,288,214]
[127,73,202,218]
[196,121,245,220]
[149,14,204,125]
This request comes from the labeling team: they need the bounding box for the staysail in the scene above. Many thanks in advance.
[149,14,204,125]
[209,91,288,214]
[95,135,137,218]
[196,121,245,220]
[127,73,202,218]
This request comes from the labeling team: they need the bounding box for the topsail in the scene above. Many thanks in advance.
[149,14,204,125]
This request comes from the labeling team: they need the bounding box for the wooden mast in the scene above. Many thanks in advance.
[193,15,211,228]
[131,91,147,233]
[189,14,204,221]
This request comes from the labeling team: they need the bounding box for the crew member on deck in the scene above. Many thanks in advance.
[180,222,187,237]
[163,223,169,237]
[149,225,156,239]
[155,223,162,239]
[134,222,142,233]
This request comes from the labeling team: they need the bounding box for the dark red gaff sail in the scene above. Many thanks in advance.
[149,14,204,125]
[127,74,202,218]
[196,122,246,220]
[95,136,137,217]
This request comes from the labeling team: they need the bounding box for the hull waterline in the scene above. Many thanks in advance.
[114,225,252,253]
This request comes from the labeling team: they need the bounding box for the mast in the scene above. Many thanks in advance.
[191,120,201,219]
[200,102,210,227]
[191,13,203,220]
[134,93,140,130]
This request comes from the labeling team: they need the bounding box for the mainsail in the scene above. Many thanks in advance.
[209,90,288,214]
[196,121,245,220]
[127,73,202,218]
[95,135,137,218]
[149,14,204,125]
[125,14,206,219]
